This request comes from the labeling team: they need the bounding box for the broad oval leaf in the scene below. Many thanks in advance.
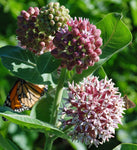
[113,143,137,150]
[0,107,67,139]
[0,46,53,84]
[37,52,61,73]
[71,13,132,83]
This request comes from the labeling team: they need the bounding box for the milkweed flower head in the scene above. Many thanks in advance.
[51,17,102,74]
[16,6,55,55]
[60,76,125,147]
[16,3,70,55]
[38,2,71,36]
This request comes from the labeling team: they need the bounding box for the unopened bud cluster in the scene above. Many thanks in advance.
[16,2,70,54]
[16,7,42,54]
[38,2,70,36]
[16,3,103,74]
[51,18,102,74]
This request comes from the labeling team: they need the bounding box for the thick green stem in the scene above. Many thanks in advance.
[44,134,53,150]
[50,68,66,125]
[44,68,66,150]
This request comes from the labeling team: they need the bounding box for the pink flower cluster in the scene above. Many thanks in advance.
[16,2,70,55]
[60,76,125,147]
[16,7,44,54]
[16,3,103,74]
[51,18,102,74]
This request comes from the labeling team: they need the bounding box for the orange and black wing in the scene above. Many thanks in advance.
[4,79,46,112]
[4,80,23,111]
[17,80,45,111]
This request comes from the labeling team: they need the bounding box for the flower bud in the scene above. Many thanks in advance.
[21,10,30,19]
[34,7,39,15]
[48,14,54,19]
[72,28,80,37]
[94,48,102,55]
[50,20,55,26]
[37,2,71,36]
[95,37,102,47]
[39,41,45,48]
[27,7,35,15]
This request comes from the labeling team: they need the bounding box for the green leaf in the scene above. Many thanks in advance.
[51,69,60,85]
[68,140,87,150]
[30,93,54,123]
[0,107,67,139]
[130,0,137,26]
[0,46,53,84]
[93,66,107,79]
[113,143,137,150]
[0,134,20,150]
[71,13,132,83]
[37,52,61,73]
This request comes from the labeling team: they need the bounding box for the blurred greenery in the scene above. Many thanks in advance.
[0,0,137,150]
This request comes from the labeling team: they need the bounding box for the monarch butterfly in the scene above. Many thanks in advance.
[4,79,46,112]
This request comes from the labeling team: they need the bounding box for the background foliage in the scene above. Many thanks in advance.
[0,0,137,150]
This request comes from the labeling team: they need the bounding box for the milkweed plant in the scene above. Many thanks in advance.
[0,2,133,150]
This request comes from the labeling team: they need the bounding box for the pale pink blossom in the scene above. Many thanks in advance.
[60,76,125,147]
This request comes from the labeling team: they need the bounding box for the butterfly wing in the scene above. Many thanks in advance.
[18,80,45,110]
[4,79,46,112]
[4,80,23,111]
[123,95,136,109]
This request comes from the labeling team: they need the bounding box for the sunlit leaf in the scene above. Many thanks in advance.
[0,107,68,139]
[0,46,53,85]
[68,140,87,150]
[113,143,137,150]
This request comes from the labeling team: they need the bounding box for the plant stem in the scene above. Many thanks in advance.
[44,134,53,150]
[44,68,66,150]
[50,68,66,125]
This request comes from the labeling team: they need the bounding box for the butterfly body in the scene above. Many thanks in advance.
[4,79,46,112]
